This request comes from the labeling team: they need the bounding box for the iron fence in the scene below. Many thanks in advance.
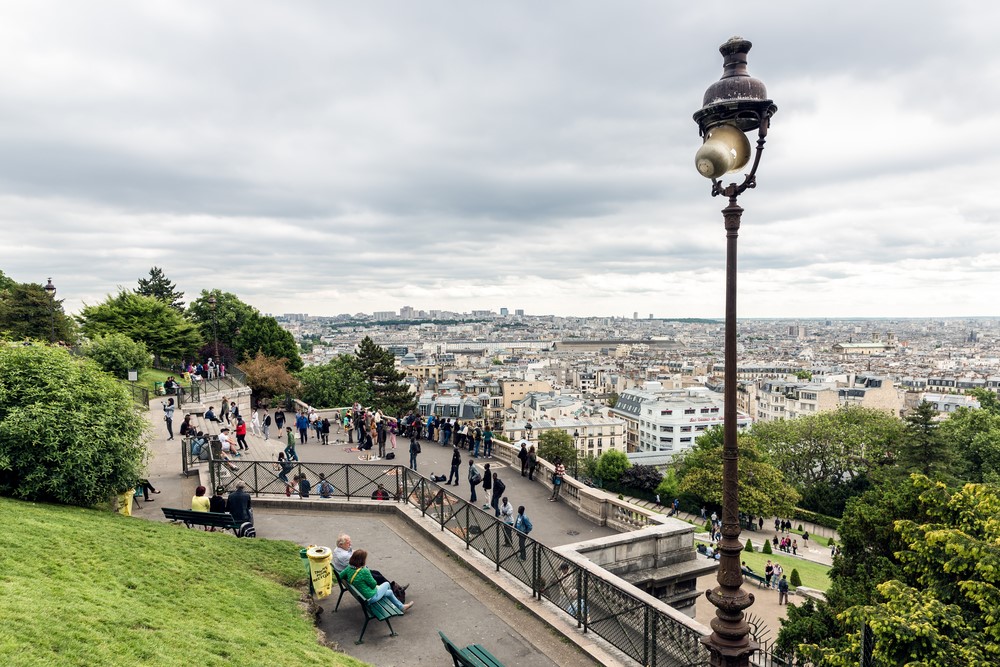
[122,381,149,408]
[209,460,731,666]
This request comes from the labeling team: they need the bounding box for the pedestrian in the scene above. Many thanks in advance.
[514,505,533,560]
[284,426,298,461]
[468,460,482,503]
[250,410,261,437]
[700,506,707,520]
[481,463,493,509]
[764,560,774,588]
[389,419,397,449]
[527,446,537,481]
[274,407,286,432]
[261,409,271,440]
[297,412,309,444]
[802,530,809,544]
[235,416,248,450]
[758,516,764,531]
[793,539,798,555]
[773,563,783,588]
[518,442,529,476]
[549,457,565,502]
[220,396,230,423]
[409,436,420,470]
[447,447,461,485]
[775,518,780,532]
[345,413,353,444]
[163,398,175,440]
[491,473,506,517]
[322,417,331,446]
[483,424,494,458]
[499,496,514,546]
[274,452,295,496]
[777,575,789,605]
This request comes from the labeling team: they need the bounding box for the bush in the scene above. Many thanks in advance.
[762,540,773,554]
[655,469,679,500]
[798,524,804,531]
[789,568,802,587]
[745,539,754,552]
[705,520,713,532]
[596,450,631,485]
[793,507,841,530]
[82,332,150,380]
[0,344,148,506]
[620,464,662,493]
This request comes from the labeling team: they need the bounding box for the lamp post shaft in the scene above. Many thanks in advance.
[702,194,757,667]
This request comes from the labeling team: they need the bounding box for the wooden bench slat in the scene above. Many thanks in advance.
[439,630,506,667]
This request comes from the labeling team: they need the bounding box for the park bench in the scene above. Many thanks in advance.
[743,570,768,588]
[339,575,404,644]
[161,507,241,534]
[332,567,351,612]
[439,630,505,667]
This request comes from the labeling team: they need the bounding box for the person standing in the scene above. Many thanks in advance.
[549,457,566,502]
[518,442,528,476]
[442,419,452,447]
[249,410,260,437]
[284,426,298,461]
[499,496,514,546]
[491,473,506,517]
[220,396,230,424]
[274,407,286,432]
[447,447,462,485]
[764,560,775,588]
[514,505,533,560]
[468,460,482,503]
[527,446,537,481]
[345,413,353,444]
[483,425,494,458]
[235,416,248,451]
[322,417,331,446]
[162,398,175,441]
[481,463,493,509]
[409,436,420,471]
[777,574,789,605]
[296,412,309,444]
[261,410,272,440]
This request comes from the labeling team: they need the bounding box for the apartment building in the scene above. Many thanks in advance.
[502,416,626,458]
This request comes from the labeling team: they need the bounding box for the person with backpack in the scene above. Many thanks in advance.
[275,452,295,496]
[317,473,335,498]
[549,457,566,502]
[468,460,482,503]
[777,574,790,605]
[483,425,494,458]
[491,473,506,517]
[226,482,253,524]
[514,506,533,560]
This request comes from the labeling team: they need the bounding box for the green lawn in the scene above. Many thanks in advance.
[740,549,831,591]
[138,367,174,393]
[0,498,369,667]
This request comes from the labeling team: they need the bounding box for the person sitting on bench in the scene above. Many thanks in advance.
[339,549,413,614]
[334,534,408,602]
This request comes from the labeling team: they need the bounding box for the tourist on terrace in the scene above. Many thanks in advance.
[527,446,537,481]
[549,457,566,502]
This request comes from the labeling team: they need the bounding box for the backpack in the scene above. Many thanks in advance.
[470,469,482,485]
[518,515,532,534]
[237,522,256,538]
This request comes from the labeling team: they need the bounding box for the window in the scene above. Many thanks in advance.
[680,426,692,432]
[700,408,710,413]
[684,408,695,415]
[661,425,673,432]
[680,437,691,443]
[661,409,673,415]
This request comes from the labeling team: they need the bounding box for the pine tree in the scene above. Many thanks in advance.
[136,266,185,312]
[899,401,952,477]
[352,336,415,415]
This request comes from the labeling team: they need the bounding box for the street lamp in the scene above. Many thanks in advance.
[693,37,776,667]
[43,278,56,343]
[208,295,219,362]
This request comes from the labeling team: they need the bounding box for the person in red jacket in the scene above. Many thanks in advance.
[235,416,248,451]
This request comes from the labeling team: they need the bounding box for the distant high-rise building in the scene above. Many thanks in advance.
[500,307,509,316]
[515,309,525,316]
[649,313,654,320]
[399,306,415,319]
[373,311,396,321]
[633,311,638,320]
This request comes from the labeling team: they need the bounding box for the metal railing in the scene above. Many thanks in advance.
[208,460,721,666]
[122,381,149,408]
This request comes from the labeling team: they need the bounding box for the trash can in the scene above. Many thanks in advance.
[154,381,165,396]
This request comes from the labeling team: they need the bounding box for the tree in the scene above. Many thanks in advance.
[676,426,800,518]
[620,464,662,494]
[595,450,631,486]
[352,336,414,414]
[804,476,1000,665]
[607,391,620,408]
[0,281,77,343]
[0,344,147,506]
[297,355,372,408]
[655,468,680,500]
[82,333,150,379]
[537,429,577,474]
[186,290,258,355]
[940,404,1000,483]
[752,406,904,514]
[77,291,202,362]
[898,401,952,478]
[233,312,302,372]
[240,351,300,401]
[135,266,184,312]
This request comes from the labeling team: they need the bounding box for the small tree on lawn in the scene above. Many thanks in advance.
[762,540,773,554]
[790,569,802,587]
[745,539,754,553]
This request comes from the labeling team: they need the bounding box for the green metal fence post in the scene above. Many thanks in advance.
[253,463,259,496]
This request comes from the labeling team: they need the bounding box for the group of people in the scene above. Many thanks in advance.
[190,481,253,529]
[334,534,413,614]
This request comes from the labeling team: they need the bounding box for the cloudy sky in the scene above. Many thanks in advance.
[1,1,997,319]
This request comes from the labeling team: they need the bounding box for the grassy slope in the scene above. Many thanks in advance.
[740,550,831,591]
[0,498,369,667]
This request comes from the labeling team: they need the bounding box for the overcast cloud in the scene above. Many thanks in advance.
[1,1,997,318]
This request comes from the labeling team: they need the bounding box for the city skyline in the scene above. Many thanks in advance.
[1,3,997,319]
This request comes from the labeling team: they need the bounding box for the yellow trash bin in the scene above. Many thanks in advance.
[306,546,333,599]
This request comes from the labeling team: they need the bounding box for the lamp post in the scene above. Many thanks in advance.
[208,295,219,362]
[693,37,776,667]
[43,278,56,343]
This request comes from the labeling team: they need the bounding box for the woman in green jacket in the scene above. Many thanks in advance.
[340,550,413,613]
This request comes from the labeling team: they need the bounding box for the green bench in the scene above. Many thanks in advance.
[338,576,404,644]
[161,507,241,534]
[743,570,768,588]
[439,630,505,667]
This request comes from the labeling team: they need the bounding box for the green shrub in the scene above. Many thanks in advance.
[793,507,841,530]
[596,450,631,484]
[745,539,754,552]
[789,568,802,587]
[82,332,151,379]
[762,540,773,554]
[798,523,804,531]
[705,520,713,532]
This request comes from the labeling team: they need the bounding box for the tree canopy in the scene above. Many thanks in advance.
[897,401,952,478]
[135,266,184,312]
[186,290,258,356]
[234,312,303,372]
[536,429,577,472]
[296,355,372,409]
[351,336,414,414]
[239,351,300,402]
[0,344,148,506]
[676,426,800,518]
[82,333,151,380]
[0,279,77,344]
[78,291,202,362]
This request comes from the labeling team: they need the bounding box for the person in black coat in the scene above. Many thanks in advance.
[226,482,253,524]
[491,474,506,517]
